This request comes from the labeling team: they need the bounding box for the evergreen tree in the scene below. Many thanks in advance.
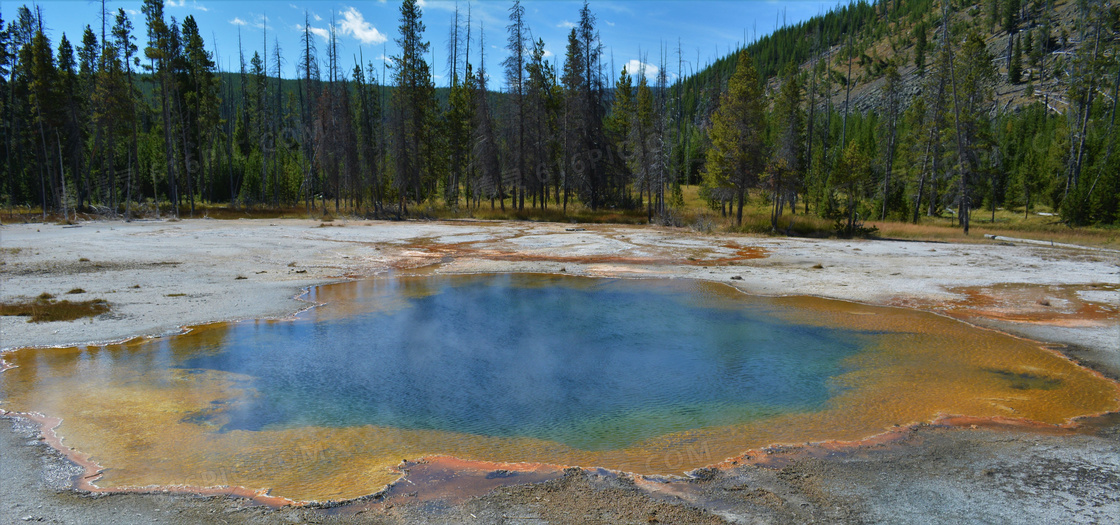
[1009,34,1023,84]
[473,38,502,210]
[989,0,1002,31]
[560,28,583,213]
[575,1,608,209]
[502,0,527,209]
[390,0,437,212]
[606,65,633,200]
[142,0,181,216]
[704,50,766,226]
[1004,0,1021,34]
[767,61,804,229]
[524,37,559,209]
[913,21,928,76]
[180,15,219,211]
[111,7,140,218]
[834,140,872,235]
[878,64,903,219]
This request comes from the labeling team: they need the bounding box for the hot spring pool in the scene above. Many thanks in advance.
[2,274,1116,502]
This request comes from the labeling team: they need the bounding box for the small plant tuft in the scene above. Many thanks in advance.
[0,296,110,323]
[67,288,86,294]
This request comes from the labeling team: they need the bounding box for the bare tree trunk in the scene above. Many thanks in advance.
[942,0,971,234]
[1082,58,1120,206]
[1068,23,1101,201]
[735,187,745,226]
[841,8,854,148]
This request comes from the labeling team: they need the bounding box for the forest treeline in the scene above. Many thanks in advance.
[1,0,1117,232]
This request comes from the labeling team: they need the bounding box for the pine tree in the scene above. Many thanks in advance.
[26,28,59,216]
[473,36,501,210]
[632,70,657,221]
[141,0,181,216]
[1009,34,1023,84]
[834,140,871,235]
[502,0,527,210]
[55,33,86,214]
[913,21,928,76]
[606,65,633,200]
[878,64,902,220]
[704,50,765,226]
[576,1,607,209]
[524,37,559,209]
[111,7,140,218]
[390,0,437,212]
[180,15,218,210]
[768,61,804,229]
[1004,0,1020,34]
[560,28,583,214]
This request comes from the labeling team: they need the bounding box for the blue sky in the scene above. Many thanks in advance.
[20,0,841,85]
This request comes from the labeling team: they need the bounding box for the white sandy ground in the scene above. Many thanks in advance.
[1,218,1117,375]
[1,218,1120,525]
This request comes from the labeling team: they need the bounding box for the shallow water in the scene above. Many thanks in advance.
[187,275,864,449]
[1,274,1116,502]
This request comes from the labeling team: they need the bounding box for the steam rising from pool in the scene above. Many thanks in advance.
[181,274,865,449]
[2,274,1115,502]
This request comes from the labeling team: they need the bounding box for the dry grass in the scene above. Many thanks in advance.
[871,214,1120,249]
[6,187,1116,249]
[0,295,110,323]
[428,204,650,225]
[66,288,85,294]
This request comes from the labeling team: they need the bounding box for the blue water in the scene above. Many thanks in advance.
[177,274,867,450]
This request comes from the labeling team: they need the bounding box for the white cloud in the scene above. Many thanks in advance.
[624,59,659,82]
[605,21,616,27]
[313,13,322,21]
[599,2,635,15]
[378,53,395,65]
[542,48,554,58]
[126,9,141,15]
[289,3,299,9]
[233,14,270,30]
[338,6,387,44]
[297,24,331,42]
[167,0,209,12]
[416,0,454,11]
[557,20,576,29]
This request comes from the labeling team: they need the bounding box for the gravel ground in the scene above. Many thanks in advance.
[1,218,1117,524]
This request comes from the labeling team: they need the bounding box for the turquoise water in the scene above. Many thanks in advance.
[177,274,868,450]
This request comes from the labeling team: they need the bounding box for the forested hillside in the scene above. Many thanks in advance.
[1,0,1117,232]
[680,0,1118,231]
